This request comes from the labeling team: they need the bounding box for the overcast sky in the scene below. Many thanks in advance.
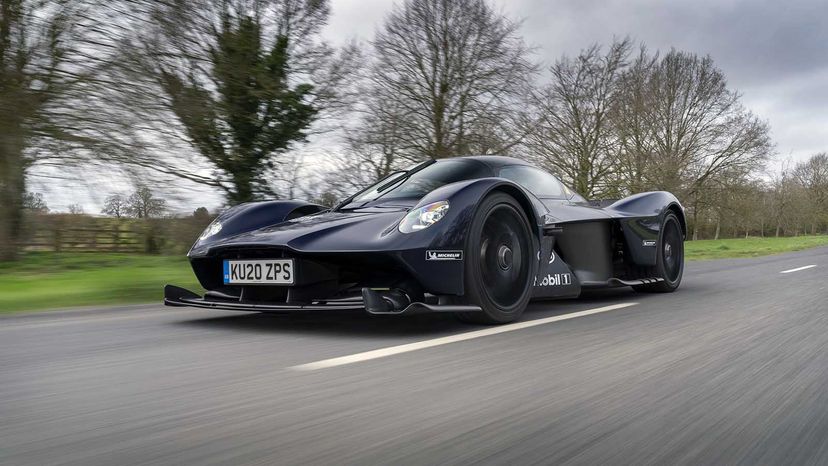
[326,0,827,162]
[36,0,827,212]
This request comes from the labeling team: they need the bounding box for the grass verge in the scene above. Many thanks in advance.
[685,235,828,261]
[2,236,827,314]
[0,253,202,314]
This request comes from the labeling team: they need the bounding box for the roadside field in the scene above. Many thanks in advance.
[0,253,202,314]
[2,236,827,314]
[684,235,828,260]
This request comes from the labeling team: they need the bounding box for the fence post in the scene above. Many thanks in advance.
[53,217,62,253]
[113,221,121,253]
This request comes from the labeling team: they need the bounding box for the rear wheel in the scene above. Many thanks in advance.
[633,212,684,293]
[456,193,534,324]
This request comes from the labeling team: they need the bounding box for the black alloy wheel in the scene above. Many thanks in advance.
[634,212,684,293]
[457,192,534,324]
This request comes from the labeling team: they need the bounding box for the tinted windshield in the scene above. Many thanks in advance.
[346,159,492,207]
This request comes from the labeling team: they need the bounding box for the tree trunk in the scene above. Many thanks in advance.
[229,172,255,204]
[0,132,27,262]
[714,217,721,240]
[691,201,700,241]
[0,188,24,261]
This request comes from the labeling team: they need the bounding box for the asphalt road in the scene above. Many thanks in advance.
[2,248,827,465]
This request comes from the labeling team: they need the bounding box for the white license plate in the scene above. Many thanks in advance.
[223,259,295,285]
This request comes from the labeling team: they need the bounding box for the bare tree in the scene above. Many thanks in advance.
[613,50,772,238]
[367,0,537,161]
[660,52,767,191]
[726,180,766,238]
[323,97,410,197]
[703,173,762,239]
[610,47,659,194]
[794,153,828,234]
[22,192,49,213]
[768,164,806,237]
[125,185,167,219]
[525,38,632,198]
[0,0,107,259]
[101,194,128,218]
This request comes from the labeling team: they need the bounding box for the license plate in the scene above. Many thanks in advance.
[223,259,295,285]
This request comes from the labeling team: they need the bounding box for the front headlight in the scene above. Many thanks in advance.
[199,220,223,241]
[399,201,449,233]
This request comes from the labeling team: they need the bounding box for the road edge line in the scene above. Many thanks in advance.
[289,302,638,371]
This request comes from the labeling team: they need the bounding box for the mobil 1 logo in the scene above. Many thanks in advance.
[534,272,572,287]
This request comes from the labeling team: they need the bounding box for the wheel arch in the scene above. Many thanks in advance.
[488,183,542,237]
[483,185,544,276]
[665,203,687,239]
[417,177,545,242]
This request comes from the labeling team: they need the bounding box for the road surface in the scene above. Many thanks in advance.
[1,248,827,465]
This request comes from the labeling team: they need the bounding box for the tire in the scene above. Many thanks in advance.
[456,192,534,324]
[633,212,684,293]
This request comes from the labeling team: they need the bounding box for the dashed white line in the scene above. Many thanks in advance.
[780,265,817,274]
[289,302,638,371]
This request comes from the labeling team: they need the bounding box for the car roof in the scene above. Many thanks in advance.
[440,155,533,170]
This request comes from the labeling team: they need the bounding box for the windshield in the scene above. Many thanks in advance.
[343,159,492,208]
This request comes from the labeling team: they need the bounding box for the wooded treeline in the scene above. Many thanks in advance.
[1,0,826,260]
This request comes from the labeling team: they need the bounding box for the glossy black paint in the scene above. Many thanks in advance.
[189,200,326,256]
[175,156,686,312]
[606,191,686,267]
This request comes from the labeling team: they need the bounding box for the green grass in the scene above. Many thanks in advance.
[685,235,828,261]
[2,236,827,314]
[0,253,202,314]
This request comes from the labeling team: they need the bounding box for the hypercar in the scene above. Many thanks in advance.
[165,156,686,323]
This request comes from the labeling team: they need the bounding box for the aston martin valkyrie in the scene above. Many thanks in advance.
[165,156,686,323]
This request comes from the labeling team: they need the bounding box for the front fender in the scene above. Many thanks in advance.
[397,178,544,296]
[416,177,544,233]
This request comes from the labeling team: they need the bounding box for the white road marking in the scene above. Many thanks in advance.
[780,265,817,274]
[289,302,638,371]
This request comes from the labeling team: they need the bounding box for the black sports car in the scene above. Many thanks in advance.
[165,156,686,323]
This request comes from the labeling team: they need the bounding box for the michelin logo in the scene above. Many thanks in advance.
[534,273,572,287]
[426,250,463,261]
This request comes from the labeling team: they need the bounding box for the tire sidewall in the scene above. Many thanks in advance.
[656,213,684,290]
[463,192,534,323]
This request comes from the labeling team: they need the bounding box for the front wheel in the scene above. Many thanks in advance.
[456,193,534,324]
[633,212,684,293]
